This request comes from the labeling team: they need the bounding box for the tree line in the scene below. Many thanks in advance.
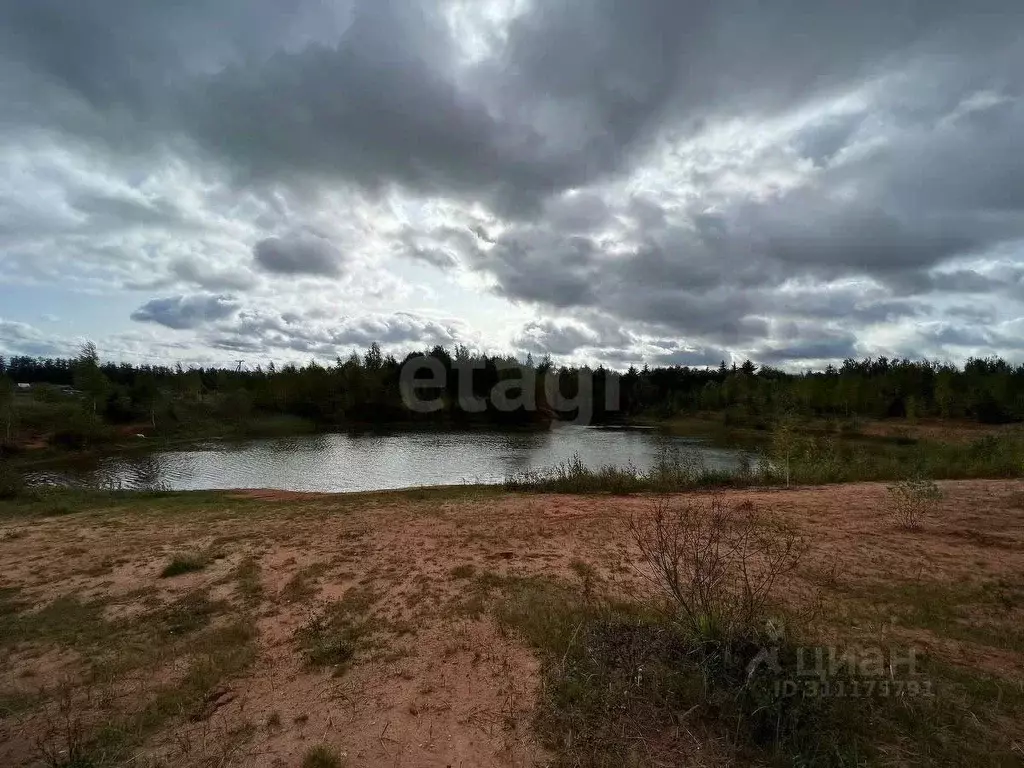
[2,345,1024,450]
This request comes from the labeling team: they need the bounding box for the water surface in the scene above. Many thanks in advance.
[27,425,751,493]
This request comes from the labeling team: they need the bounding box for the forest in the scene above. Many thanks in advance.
[3,342,1024,453]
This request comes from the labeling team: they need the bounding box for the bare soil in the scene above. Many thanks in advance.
[1,480,1022,766]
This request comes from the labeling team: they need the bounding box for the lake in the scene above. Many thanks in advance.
[25,425,753,493]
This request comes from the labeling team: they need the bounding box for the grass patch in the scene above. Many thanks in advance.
[85,620,257,764]
[302,744,345,768]
[150,589,224,638]
[296,587,379,672]
[300,618,358,669]
[282,562,329,603]
[489,573,1023,767]
[0,688,42,718]
[504,450,740,494]
[469,491,1024,768]
[0,486,117,519]
[0,487,262,521]
[235,555,263,603]
[0,591,110,650]
[62,619,259,766]
[1,579,257,765]
[450,564,476,580]
[505,432,1024,494]
[159,553,207,578]
[847,578,1024,655]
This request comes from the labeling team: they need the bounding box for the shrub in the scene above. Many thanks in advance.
[887,477,943,530]
[629,496,807,642]
[48,410,111,449]
[494,568,870,765]
[159,553,206,578]
[0,462,25,500]
[301,745,344,768]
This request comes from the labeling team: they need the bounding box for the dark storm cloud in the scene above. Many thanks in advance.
[3,1,1017,209]
[754,325,860,366]
[457,68,1024,351]
[253,236,344,276]
[922,325,998,348]
[490,1,1016,191]
[130,294,240,330]
[741,98,1024,278]
[484,230,600,308]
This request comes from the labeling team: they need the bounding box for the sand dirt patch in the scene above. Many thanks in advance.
[1,480,1023,765]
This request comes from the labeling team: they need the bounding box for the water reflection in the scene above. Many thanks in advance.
[27,425,753,493]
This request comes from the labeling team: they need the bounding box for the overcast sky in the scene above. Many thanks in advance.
[2,1,1023,370]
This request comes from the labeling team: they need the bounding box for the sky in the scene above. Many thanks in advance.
[1,1,1024,371]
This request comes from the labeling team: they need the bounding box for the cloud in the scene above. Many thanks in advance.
[169,258,258,291]
[0,318,209,366]
[2,1,1024,369]
[253,235,345,276]
[0,318,72,358]
[130,294,241,330]
[515,320,602,356]
[6,1,1014,211]
[754,324,860,367]
[205,308,465,357]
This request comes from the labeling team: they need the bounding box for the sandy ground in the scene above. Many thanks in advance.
[1,480,1023,767]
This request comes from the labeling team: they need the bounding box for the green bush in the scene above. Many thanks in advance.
[49,410,113,449]
[301,744,345,768]
[0,462,24,500]
[160,553,207,578]
[887,477,943,530]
